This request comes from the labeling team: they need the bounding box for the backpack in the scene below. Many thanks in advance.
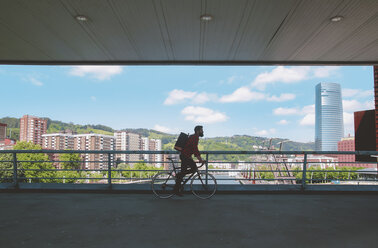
[174,132,189,151]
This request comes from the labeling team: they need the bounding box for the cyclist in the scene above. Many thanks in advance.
[174,125,206,196]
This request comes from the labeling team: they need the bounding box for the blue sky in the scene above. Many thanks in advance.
[0,65,374,142]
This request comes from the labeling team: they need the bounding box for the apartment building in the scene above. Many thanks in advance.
[42,133,75,150]
[141,137,150,162]
[149,139,162,167]
[74,134,115,170]
[20,115,47,146]
[0,123,6,141]
[42,133,75,168]
[114,131,142,165]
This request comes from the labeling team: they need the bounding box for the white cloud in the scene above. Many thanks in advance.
[219,87,266,103]
[342,99,374,136]
[69,66,123,80]
[192,92,216,104]
[273,104,314,116]
[312,66,340,78]
[90,96,97,101]
[255,128,276,137]
[273,107,300,115]
[277,120,289,125]
[219,75,241,85]
[256,130,268,136]
[153,124,175,134]
[302,104,315,114]
[251,66,311,90]
[342,88,373,98]
[343,100,374,112]
[267,93,296,102]
[300,114,315,126]
[219,86,295,103]
[181,106,228,124]
[343,112,354,127]
[164,89,197,105]
[226,75,238,84]
[29,77,43,86]
[164,89,215,105]
[251,66,340,90]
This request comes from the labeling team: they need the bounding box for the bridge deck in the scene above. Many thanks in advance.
[0,193,377,248]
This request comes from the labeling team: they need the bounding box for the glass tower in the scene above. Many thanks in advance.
[315,83,344,151]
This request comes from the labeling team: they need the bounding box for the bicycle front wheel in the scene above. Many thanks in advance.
[151,171,176,199]
[190,172,217,199]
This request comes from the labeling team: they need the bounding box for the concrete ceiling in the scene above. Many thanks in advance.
[0,0,377,65]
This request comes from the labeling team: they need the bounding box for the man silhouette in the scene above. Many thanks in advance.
[174,125,205,196]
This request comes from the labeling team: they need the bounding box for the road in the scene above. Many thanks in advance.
[1,193,377,248]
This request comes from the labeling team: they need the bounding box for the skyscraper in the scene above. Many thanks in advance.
[315,83,344,151]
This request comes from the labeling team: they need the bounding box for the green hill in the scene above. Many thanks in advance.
[1,117,314,159]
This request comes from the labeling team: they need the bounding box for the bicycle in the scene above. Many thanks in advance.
[151,157,217,199]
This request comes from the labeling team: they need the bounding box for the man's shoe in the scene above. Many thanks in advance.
[174,190,184,197]
[173,185,184,197]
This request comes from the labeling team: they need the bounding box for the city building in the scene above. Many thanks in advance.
[374,65,378,151]
[337,136,356,167]
[162,154,179,170]
[42,133,75,150]
[315,83,344,151]
[114,131,142,165]
[338,136,373,168]
[288,155,338,169]
[354,110,376,162]
[42,133,75,167]
[0,139,16,150]
[74,134,115,170]
[20,115,47,146]
[149,138,162,167]
[141,137,150,162]
[0,123,6,141]
[353,66,378,163]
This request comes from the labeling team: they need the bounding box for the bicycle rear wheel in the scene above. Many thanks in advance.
[151,171,176,199]
[190,172,217,199]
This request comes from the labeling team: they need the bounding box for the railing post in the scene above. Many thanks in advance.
[12,152,18,189]
[205,153,209,185]
[301,153,307,191]
[108,153,112,189]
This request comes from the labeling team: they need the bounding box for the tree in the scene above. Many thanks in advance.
[59,153,82,170]
[0,153,13,183]
[13,141,57,183]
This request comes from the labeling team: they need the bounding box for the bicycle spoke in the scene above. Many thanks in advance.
[191,172,217,199]
[151,171,176,199]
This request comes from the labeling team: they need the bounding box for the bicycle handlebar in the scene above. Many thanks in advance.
[197,160,207,168]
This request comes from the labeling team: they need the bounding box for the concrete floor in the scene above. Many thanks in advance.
[0,193,377,248]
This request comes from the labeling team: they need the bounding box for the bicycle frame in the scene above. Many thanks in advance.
[168,158,208,189]
[152,158,216,199]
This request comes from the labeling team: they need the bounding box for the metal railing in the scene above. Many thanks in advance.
[0,149,378,192]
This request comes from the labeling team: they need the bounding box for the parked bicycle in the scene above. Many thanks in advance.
[151,157,217,199]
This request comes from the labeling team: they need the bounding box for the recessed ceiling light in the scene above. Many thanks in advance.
[330,16,343,22]
[75,15,88,22]
[200,14,213,22]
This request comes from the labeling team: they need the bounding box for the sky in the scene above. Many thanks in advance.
[0,65,374,142]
